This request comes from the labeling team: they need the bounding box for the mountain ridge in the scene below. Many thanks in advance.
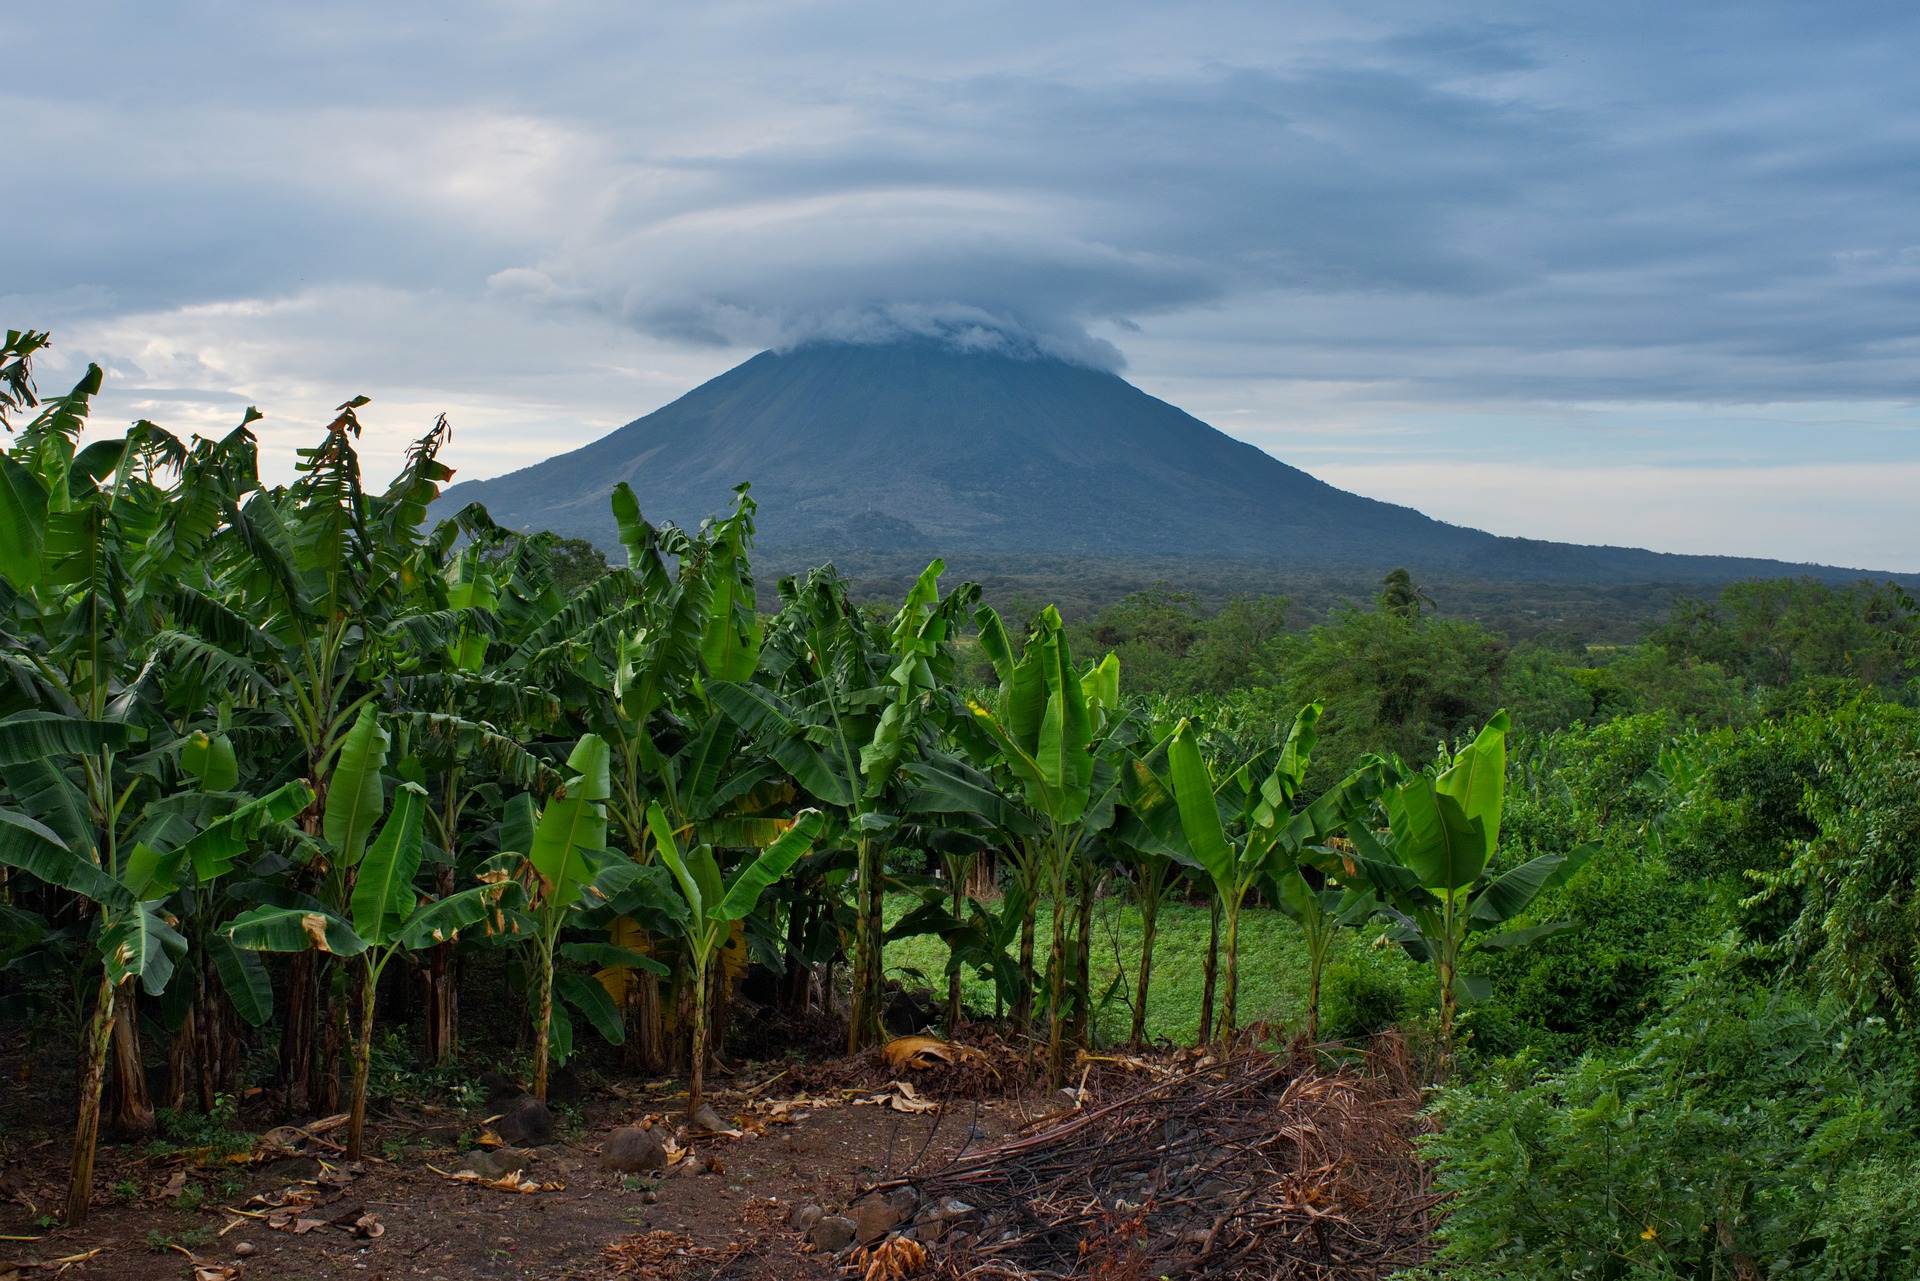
[432,341,1898,587]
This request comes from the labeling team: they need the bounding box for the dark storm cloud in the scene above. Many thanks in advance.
[8,0,1920,398]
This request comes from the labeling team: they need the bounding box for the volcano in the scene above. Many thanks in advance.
[432,342,1873,585]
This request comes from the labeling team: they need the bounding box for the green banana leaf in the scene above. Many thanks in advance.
[0,712,129,765]
[101,900,188,994]
[0,806,130,907]
[1168,720,1234,891]
[350,782,427,946]
[324,705,389,864]
[226,905,368,957]
[1392,779,1487,892]
[714,809,825,922]
[207,933,274,1026]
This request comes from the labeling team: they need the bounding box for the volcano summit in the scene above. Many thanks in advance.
[433,342,1871,585]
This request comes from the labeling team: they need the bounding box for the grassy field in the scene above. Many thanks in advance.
[883,892,1430,1046]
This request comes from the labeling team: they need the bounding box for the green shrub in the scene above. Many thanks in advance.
[1422,973,1917,1279]
[1321,943,1423,1041]
[1472,839,1709,1057]
[1810,1157,1920,1280]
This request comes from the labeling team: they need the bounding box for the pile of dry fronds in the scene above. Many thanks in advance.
[884,1042,1436,1280]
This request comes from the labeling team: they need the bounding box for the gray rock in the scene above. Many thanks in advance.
[691,1103,728,1132]
[460,1147,531,1179]
[789,1203,825,1232]
[601,1125,667,1173]
[919,1196,983,1241]
[853,1194,904,1243]
[491,1094,555,1146]
[922,1195,978,1223]
[886,1186,919,1219]
[809,1215,857,1252]
[261,1156,322,1182]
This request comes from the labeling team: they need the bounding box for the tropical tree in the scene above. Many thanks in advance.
[226,757,507,1159]
[0,354,315,1221]
[712,560,976,1052]
[1331,712,1594,1059]
[1161,704,1321,1041]
[961,605,1127,1082]
[487,733,647,1100]
[646,802,824,1115]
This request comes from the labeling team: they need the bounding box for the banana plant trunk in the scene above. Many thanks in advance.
[531,941,555,1101]
[166,1008,195,1111]
[65,972,117,1226]
[109,982,155,1137]
[423,866,458,1064]
[1067,869,1095,1049]
[847,835,886,1054]
[1043,837,1071,1087]
[783,902,813,1018]
[686,963,709,1118]
[1196,898,1220,1046]
[1305,922,1332,1043]
[1014,908,1037,1033]
[280,950,319,1115]
[627,964,666,1075]
[319,990,344,1113]
[1219,900,1242,1043]
[945,853,970,1033]
[347,962,377,1161]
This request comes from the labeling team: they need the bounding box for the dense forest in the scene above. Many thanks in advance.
[5,331,1920,1278]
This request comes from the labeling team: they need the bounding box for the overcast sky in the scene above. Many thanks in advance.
[9,1,1919,570]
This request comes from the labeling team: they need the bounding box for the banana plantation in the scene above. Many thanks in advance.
[0,333,1574,1225]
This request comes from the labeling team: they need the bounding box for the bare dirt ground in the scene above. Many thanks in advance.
[0,1055,1026,1281]
[2,1026,1432,1281]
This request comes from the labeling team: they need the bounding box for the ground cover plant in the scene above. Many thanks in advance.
[4,329,1920,1277]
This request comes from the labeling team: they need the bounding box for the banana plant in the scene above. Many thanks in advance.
[225,776,508,1159]
[485,732,649,1100]
[711,560,976,1052]
[1271,874,1378,1042]
[0,725,313,1217]
[961,604,1126,1083]
[0,365,316,1223]
[1164,702,1322,1041]
[646,801,825,1116]
[1326,712,1594,1061]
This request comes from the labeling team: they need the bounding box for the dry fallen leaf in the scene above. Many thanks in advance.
[429,1164,562,1194]
[881,1035,984,1071]
[857,1081,940,1114]
[855,1235,929,1281]
[761,1094,838,1124]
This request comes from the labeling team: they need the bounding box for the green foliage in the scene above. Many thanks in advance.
[1754,701,1920,1025]
[1425,973,1918,1279]
[1471,839,1711,1056]
[1277,603,1506,785]
[1652,578,1920,693]
[1808,1157,1920,1280]
[1320,943,1425,1040]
